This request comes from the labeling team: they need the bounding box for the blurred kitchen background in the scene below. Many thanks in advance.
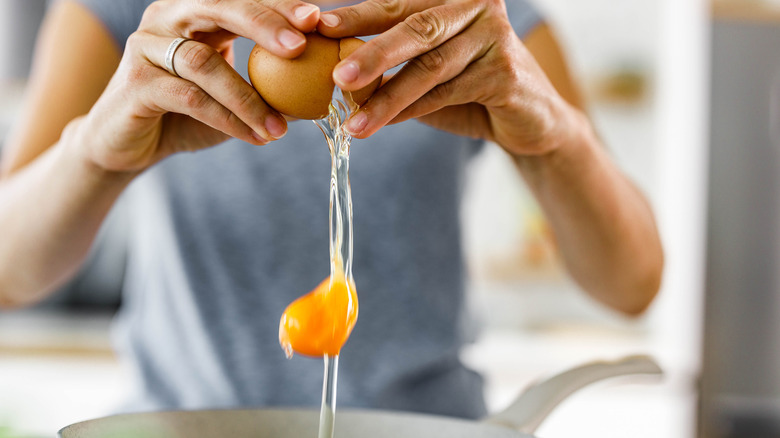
[3,0,780,437]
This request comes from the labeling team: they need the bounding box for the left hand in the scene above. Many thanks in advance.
[317,0,579,157]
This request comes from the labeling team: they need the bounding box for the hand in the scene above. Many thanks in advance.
[79,0,322,173]
[318,0,579,157]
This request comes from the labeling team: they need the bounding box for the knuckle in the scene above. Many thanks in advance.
[367,40,394,71]
[481,0,503,13]
[501,57,518,78]
[236,87,261,114]
[195,0,226,9]
[411,48,446,78]
[179,83,209,109]
[430,81,451,102]
[247,6,276,27]
[126,64,153,86]
[403,11,444,45]
[341,6,362,24]
[181,43,221,75]
[223,110,243,132]
[372,81,398,104]
[370,0,404,18]
[492,45,518,76]
[139,1,165,25]
[124,31,144,53]
[494,19,515,40]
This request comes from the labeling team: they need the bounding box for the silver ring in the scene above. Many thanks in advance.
[164,37,190,77]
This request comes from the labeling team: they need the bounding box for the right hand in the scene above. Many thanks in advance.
[77,0,322,173]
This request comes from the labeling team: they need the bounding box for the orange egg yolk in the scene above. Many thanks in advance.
[279,273,358,358]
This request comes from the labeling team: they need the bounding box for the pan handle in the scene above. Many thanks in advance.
[483,354,663,434]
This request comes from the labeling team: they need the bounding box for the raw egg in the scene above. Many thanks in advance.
[248,33,382,120]
[279,272,358,357]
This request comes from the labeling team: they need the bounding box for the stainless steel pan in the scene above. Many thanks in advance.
[59,355,662,438]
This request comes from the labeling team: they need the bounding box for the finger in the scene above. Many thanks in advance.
[143,70,271,146]
[136,33,287,141]
[139,0,320,57]
[222,41,236,68]
[344,30,487,137]
[317,0,437,37]
[387,71,484,125]
[330,1,483,91]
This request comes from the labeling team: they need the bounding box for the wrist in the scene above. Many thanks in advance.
[496,90,593,158]
[62,116,140,183]
[513,108,598,179]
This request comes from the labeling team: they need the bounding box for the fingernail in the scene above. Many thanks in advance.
[320,13,340,28]
[345,111,367,135]
[335,62,360,84]
[252,131,268,145]
[265,115,287,139]
[295,4,319,20]
[278,29,305,50]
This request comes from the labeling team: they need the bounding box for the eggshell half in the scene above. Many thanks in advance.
[248,34,382,120]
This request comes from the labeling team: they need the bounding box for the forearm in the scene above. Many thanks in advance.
[514,110,663,315]
[0,118,135,308]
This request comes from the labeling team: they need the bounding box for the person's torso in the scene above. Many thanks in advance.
[76,0,541,418]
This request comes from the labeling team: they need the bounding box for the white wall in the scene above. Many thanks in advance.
[650,0,709,385]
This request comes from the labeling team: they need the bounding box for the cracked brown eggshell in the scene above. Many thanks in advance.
[248,33,382,120]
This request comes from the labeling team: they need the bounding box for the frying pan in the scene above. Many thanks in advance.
[59,355,662,438]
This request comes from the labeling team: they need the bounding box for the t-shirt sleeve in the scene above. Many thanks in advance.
[57,0,151,50]
[505,0,544,38]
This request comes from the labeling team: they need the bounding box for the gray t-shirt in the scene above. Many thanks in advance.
[75,0,542,419]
